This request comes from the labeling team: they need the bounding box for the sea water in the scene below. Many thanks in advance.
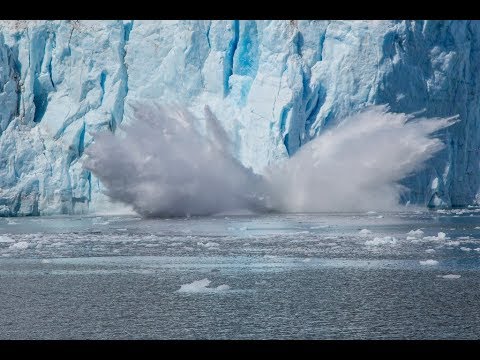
[1,209,480,339]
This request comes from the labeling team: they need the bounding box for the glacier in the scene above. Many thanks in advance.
[1,20,480,216]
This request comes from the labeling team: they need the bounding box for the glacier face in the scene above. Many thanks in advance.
[0,20,479,215]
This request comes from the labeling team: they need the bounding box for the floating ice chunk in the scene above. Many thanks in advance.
[425,249,436,253]
[9,241,29,250]
[407,229,424,236]
[359,229,372,236]
[95,221,110,225]
[457,236,471,240]
[6,219,18,225]
[365,236,397,246]
[419,259,439,266]
[366,211,377,214]
[205,242,220,247]
[41,259,51,264]
[196,241,220,248]
[376,215,384,218]
[303,258,312,262]
[177,278,230,293]
[406,236,417,241]
[168,242,183,247]
[422,232,448,241]
[474,248,480,252]
[177,278,211,292]
[446,240,460,246]
[255,280,268,285]
[0,235,15,243]
[460,247,472,252]
[438,274,461,279]
[475,227,480,229]
[215,284,230,291]
[310,225,329,229]
[51,242,65,247]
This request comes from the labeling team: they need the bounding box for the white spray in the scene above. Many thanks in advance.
[83,103,457,217]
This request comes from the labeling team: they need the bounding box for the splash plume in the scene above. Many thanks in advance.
[83,103,457,217]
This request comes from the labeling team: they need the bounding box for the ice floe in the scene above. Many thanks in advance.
[419,259,439,266]
[177,278,230,293]
[365,236,397,246]
[0,235,15,243]
[9,241,29,250]
[438,274,461,279]
[422,232,448,241]
[407,229,424,236]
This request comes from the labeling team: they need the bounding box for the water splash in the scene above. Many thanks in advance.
[266,106,457,212]
[83,103,457,217]
[83,103,268,217]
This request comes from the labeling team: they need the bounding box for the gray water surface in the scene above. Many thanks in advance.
[1,209,480,339]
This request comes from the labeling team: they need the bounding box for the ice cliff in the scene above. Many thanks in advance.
[1,20,480,216]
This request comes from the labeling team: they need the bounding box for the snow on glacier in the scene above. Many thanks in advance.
[1,20,480,215]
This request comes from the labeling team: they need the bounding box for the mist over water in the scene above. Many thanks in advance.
[83,103,457,217]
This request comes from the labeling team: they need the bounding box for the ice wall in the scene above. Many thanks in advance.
[0,20,479,215]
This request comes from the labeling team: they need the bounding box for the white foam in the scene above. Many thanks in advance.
[460,247,472,252]
[425,249,436,253]
[419,259,439,266]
